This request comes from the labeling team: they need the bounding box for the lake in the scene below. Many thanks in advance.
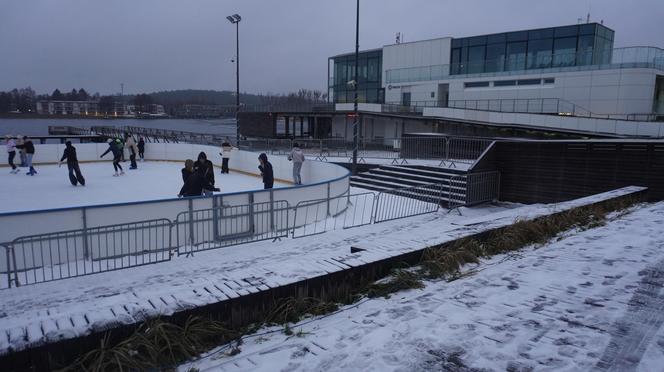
[0,118,237,137]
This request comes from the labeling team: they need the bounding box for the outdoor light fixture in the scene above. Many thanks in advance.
[227,13,242,145]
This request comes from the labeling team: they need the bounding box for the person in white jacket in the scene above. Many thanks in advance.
[125,133,139,169]
[219,137,234,174]
[5,135,18,173]
[288,143,305,185]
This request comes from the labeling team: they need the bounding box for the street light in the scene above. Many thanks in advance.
[351,0,360,175]
[227,13,241,146]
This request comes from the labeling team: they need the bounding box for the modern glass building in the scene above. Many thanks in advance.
[450,23,615,75]
[328,49,383,104]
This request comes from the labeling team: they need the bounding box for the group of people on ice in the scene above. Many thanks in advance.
[100,133,145,176]
[5,135,37,176]
[5,133,307,196]
[176,140,305,197]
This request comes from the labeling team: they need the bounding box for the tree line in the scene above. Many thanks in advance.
[0,87,329,115]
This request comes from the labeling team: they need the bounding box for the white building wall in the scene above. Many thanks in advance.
[382,37,452,103]
[390,68,658,115]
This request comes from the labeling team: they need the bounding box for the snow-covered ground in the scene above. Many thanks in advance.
[0,161,288,213]
[0,187,643,360]
[179,200,664,372]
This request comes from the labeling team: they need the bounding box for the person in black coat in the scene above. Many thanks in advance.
[193,152,215,196]
[178,166,219,197]
[258,153,274,189]
[137,137,145,161]
[59,141,86,186]
[181,159,194,183]
[100,138,124,176]
[15,136,36,176]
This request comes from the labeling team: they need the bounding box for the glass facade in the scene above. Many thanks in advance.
[329,49,384,104]
[450,23,615,75]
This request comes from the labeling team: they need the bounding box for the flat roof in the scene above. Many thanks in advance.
[329,48,382,59]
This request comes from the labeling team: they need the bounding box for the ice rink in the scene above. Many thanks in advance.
[1,161,288,213]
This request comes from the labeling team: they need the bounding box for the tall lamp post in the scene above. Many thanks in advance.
[351,0,360,175]
[227,14,241,146]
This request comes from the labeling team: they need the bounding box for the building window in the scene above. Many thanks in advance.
[543,78,555,84]
[494,80,517,87]
[430,92,435,98]
[553,37,577,67]
[517,79,541,86]
[485,43,506,73]
[506,42,527,71]
[527,38,553,69]
[468,45,486,74]
[464,81,490,88]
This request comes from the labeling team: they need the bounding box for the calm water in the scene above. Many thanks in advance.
[0,118,237,138]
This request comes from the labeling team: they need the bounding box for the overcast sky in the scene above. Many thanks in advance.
[1,0,662,96]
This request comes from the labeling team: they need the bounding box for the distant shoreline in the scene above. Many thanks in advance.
[0,114,231,120]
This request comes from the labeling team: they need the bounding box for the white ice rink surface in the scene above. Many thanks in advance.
[1,161,288,213]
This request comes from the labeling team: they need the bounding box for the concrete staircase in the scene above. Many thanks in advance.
[350,165,468,206]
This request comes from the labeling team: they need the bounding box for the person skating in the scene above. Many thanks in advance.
[5,135,18,174]
[258,153,274,189]
[181,159,194,183]
[137,137,145,161]
[15,135,26,167]
[15,136,36,176]
[125,133,139,169]
[193,152,215,196]
[178,166,219,197]
[59,141,86,186]
[287,142,305,185]
[100,138,124,176]
[219,137,234,174]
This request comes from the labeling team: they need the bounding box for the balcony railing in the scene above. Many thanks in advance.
[385,98,663,122]
[385,46,664,84]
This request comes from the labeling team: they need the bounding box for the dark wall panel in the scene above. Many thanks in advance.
[494,141,664,203]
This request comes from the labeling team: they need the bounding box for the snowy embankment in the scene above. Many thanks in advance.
[0,161,286,213]
[180,200,664,372]
[0,186,642,359]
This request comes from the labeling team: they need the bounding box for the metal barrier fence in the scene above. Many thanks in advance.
[239,136,493,165]
[1,175,500,289]
[4,219,173,287]
[175,200,290,256]
[374,183,444,223]
[465,171,501,206]
[292,192,376,238]
[448,171,501,210]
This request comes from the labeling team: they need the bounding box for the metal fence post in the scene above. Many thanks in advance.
[326,182,331,217]
[269,190,275,231]
[248,193,255,233]
[5,245,11,288]
[187,199,195,247]
[212,196,220,241]
[82,208,89,260]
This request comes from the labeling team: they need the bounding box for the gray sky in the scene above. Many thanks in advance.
[1,0,662,95]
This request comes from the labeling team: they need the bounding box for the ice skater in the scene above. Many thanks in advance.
[59,141,86,186]
[258,153,274,189]
[219,137,234,174]
[15,135,26,167]
[288,142,305,185]
[125,133,139,169]
[178,165,219,197]
[194,152,215,196]
[181,159,194,183]
[137,137,145,161]
[100,138,124,176]
[15,136,36,175]
[5,135,18,174]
